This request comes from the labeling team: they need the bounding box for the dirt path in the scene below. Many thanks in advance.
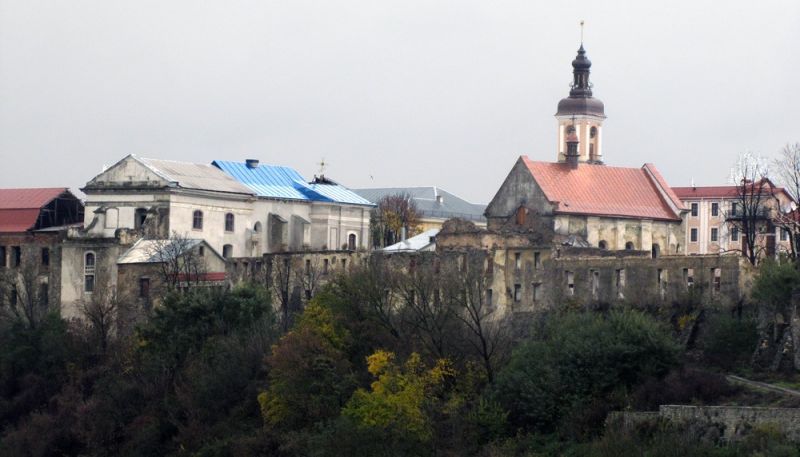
[726,374,800,397]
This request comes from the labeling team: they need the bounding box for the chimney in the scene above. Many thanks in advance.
[245,159,259,169]
[565,128,580,169]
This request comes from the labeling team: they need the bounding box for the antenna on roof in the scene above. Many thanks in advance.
[317,158,327,178]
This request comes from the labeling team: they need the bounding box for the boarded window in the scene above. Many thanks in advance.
[515,206,526,225]
[533,283,542,302]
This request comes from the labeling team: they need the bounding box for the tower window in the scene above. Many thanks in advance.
[84,252,96,293]
[590,126,597,138]
[135,208,148,229]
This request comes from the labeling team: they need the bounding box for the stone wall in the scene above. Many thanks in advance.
[609,406,800,443]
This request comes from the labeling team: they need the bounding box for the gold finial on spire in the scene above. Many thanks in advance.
[580,20,585,44]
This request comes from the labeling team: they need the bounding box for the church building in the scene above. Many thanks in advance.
[485,43,686,255]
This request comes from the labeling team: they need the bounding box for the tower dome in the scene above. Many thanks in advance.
[556,44,605,117]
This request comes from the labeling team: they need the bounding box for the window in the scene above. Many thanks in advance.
[730,202,738,216]
[711,227,719,242]
[341,258,347,269]
[41,248,49,266]
[222,244,233,259]
[515,206,526,225]
[192,210,203,230]
[305,289,312,300]
[513,284,522,302]
[139,277,150,298]
[39,283,48,306]
[598,240,607,250]
[254,221,262,233]
[12,246,21,267]
[10,285,17,306]
[84,252,96,293]
[691,203,698,217]
[533,283,542,302]
[348,233,357,250]
[198,246,205,257]
[534,252,541,269]
[625,241,634,250]
[711,202,719,217]
[731,226,739,241]
[684,268,694,288]
[566,271,574,296]
[305,259,311,274]
[323,259,329,274]
[657,268,664,292]
[591,270,599,299]
[781,228,790,241]
[0,246,5,267]
[514,252,521,270]
[616,269,625,299]
[486,289,493,306]
[225,213,235,232]
[651,244,660,259]
[690,228,698,242]
[135,208,148,229]
[486,255,494,275]
[711,268,721,294]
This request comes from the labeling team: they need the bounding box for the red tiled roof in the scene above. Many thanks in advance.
[521,157,682,221]
[0,188,69,232]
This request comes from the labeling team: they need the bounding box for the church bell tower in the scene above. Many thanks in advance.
[555,40,606,164]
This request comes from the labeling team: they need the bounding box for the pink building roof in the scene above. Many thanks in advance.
[521,157,683,221]
[0,188,70,232]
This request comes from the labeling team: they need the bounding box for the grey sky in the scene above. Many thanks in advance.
[1,0,798,204]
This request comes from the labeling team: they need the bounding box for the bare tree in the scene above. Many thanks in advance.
[372,193,420,248]
[441,250,510,383]
[76,286,119,355]
[294,255,323,302]
[268,255,296,331]
[0,260,51,329]
[396,254,457,359]
[773,142,800,261]
[146,231,207,291]
[726,153,775,265]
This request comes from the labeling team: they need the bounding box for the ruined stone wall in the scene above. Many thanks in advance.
[484,158,554,230]
[0,232,65,313]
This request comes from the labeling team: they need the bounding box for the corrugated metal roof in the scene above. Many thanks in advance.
[117,238,220,264]
[382,228,439,253]
[0,188,69,209]
[353,187,486,221]
[212,160,373,206]
[138,157,254,195]
[522,157,682,221]
[0,188,70,232]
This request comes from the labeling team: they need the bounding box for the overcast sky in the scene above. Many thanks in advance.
[1,1,798,204]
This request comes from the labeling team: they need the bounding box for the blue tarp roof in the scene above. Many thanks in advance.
[212,160,373,206]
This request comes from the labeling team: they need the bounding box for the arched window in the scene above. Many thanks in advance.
[253,221,262,233]
[625,241,634,250]
[348,233,357,250]
[192,210,203,230]
[222,244,233,259]
[598,240,607,250]
[135,208,148,229]
[652,244,661,259]
[84,252,96,293]
[225,213,235,232]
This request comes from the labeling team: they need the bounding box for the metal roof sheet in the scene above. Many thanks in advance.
[353,187,486,221]
[522,157,682,221]
[0,188,71,232]
[117,238,219,264]
[138,157,253,195]
[382,228,440,253]
[212,160,373,206]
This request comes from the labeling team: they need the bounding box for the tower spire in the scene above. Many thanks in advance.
[580,19,584,45]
